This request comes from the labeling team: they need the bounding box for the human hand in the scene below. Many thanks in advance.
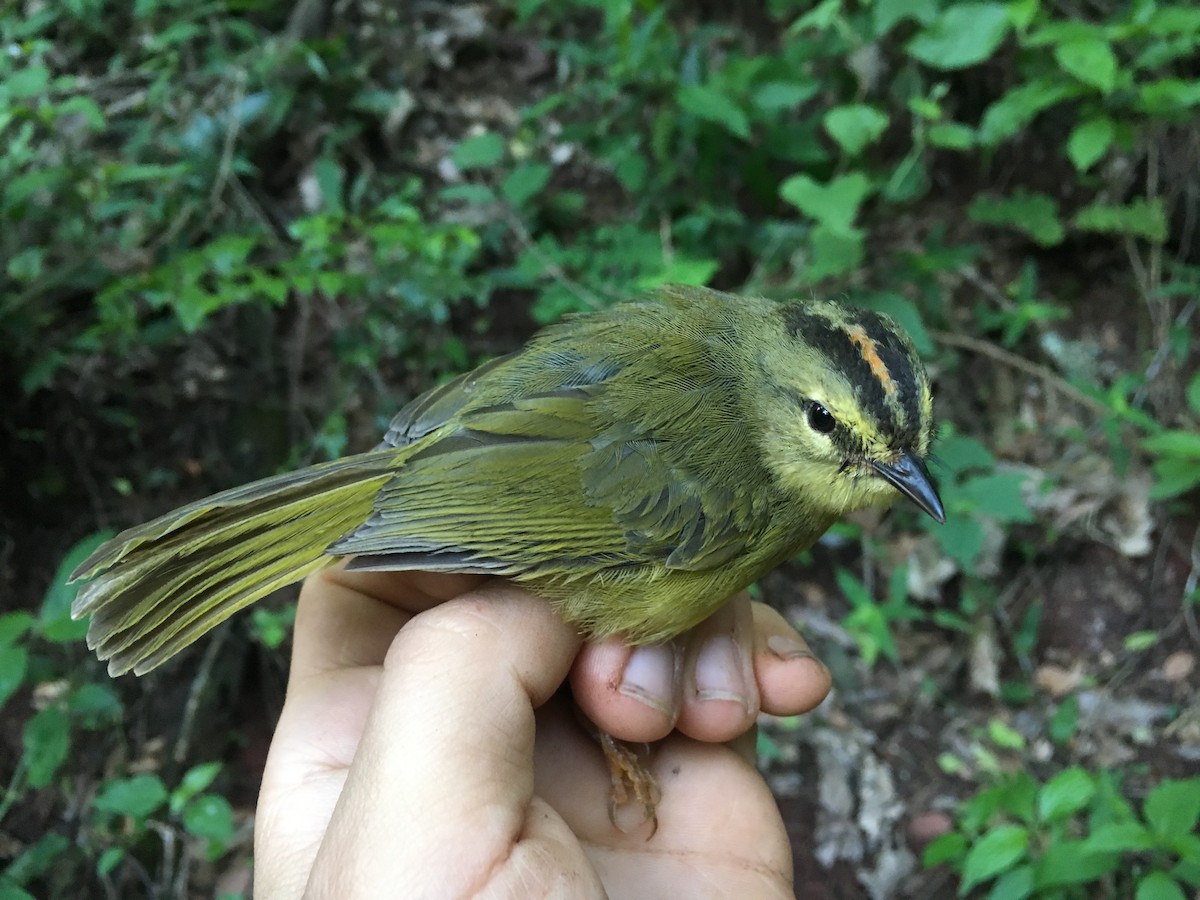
[254,567,831,898]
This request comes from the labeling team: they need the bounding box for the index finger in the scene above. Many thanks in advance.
[290,565,488,677]
[304,583,598,897]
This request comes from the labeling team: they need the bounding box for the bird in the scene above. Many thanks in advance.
[70,284,944,826]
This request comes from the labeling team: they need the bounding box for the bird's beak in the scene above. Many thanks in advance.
[872,451,946,523]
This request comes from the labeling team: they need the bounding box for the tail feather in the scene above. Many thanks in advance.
[71,450,398,676]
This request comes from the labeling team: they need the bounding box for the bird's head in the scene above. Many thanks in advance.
[752,299,944,523]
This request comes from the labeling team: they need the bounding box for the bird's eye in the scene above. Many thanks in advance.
[807,403,837,435]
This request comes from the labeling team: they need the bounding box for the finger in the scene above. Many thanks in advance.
[675,592,760,742]
[290,565,487,677]
[569,636,680,744]
[256,568,416,900]
[305,584,601,897]
[751,602,831,717]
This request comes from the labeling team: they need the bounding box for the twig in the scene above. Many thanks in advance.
[288,292,313,447]
[500,200,608,310]
[929,328,1112,418]
[172,621,231,765]
[1132,299,1197,409]
[205,71,248,213]
[1183,524,1200,646]
[957,265,1017,313]
[149,820,178,898]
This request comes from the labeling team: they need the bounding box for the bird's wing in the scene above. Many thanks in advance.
[379,352,520,448]
[332,342,771,576]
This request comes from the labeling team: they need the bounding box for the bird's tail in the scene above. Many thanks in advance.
[70,449,398,676]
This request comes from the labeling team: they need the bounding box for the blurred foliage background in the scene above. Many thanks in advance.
[2,1,1198,897]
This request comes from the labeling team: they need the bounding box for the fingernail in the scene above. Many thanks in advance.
[767,634,816,661]
[619,645,677,717]
[694,635,750,710]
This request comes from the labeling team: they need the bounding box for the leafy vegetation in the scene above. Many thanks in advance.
[925,769,1200,899]
[2,0,1197,897]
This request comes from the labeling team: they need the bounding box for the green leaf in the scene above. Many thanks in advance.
[988,720,1026,750]
[824,104,890,155]
[634,256,719,290]
[1187,372,1200,415]
[107,162,190,184]
[937,516,985,566]
[1138,79,1200,116]
[1151,456,1200,499]
[4,64,51,99]
[807,225,866,280]
[779,172,873,232]
[1170,837,1200,886]
[968,191,1064,246]
[1074,199,1167,242]
[936,435,996,475]
[928,122,975,150]
[751,81,818,112]
[1037,767,1095,822]
[312,157,344,213]
[1034,839,1119,889]
[873,0,940,36]
[958,472,1036,523]
[612,148,647,192]
[183,794,235,843]
[1067,116,1114,171]
[439,183,497,206]
[23,707,70,788]
[171,762,223,815]
[1146,8,1200,35]
[6,247,45,283]
[978,80,1078,146]
[677,84,751,139]
[204,234,257,276]
[500,163,552,208]
[1145,779,1200,837]
[250,606,295,650]
[923,831,968,866]
[39,530,116,642]
[0,645,28,710]
[960,824,1029,894]
[1084,821,1153,854]
[67,682,122,727]
[790,0,841,32]
[1054,38,1118,93]
[1143,430,1200,459]
[55,94,106,130]
[0,883,37,900]
[1007,0,1038,28]
[907,4,1011,70]
[989,865,1035,900]
[0,612,34,647]
[1049,696,1078,744]
[3,831,71,891]
[97,846,124,877]
[1124,630,1159,652]
[883,150,928,202]
[452,132,505,170]
[93,774,168,819]
[1136,872,1187,900]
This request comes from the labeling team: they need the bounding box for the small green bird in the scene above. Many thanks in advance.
[71,285,944,678]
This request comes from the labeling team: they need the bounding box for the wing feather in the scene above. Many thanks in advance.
[338,292,772,577]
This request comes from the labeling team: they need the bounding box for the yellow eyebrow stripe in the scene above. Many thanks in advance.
[844,324,898,398]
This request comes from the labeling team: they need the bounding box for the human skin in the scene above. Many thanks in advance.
[254,566,832,899]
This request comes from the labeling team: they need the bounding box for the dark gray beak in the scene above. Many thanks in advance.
[872,451,946,523]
